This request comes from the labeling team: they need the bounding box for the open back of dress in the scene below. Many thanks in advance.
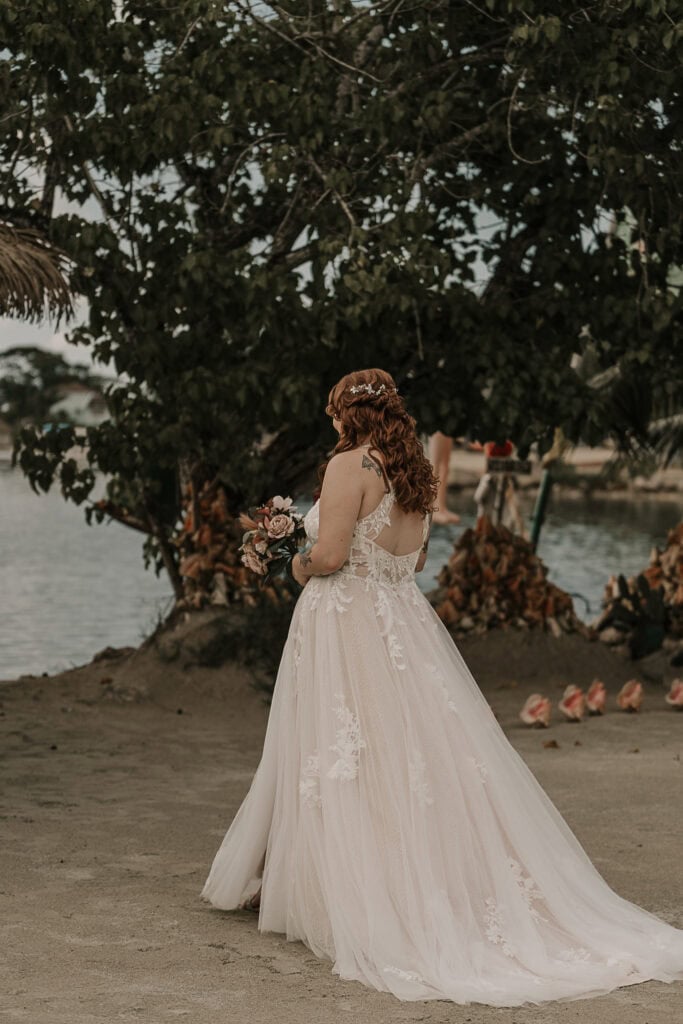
[340,486,429,587]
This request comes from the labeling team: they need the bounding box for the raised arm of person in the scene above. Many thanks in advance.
[291,452,364,586]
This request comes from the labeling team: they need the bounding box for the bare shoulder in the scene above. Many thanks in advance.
[324,447,386,488]
[326,449,361,473]
[322,450,365,489]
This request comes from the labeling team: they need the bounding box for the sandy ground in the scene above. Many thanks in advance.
[1,629,682,1024]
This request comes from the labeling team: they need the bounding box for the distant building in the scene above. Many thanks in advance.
[48,382,108,427]
[0,415,12,453]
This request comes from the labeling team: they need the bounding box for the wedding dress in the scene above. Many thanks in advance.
[200,482,683,1006]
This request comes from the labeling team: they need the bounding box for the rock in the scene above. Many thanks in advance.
[156,636,180,663]
[611,643,632,659]
[669,644,683,667]
[93,645,135,662]
[598,627,627,645]
[546,616,562,639]
[636,649,669,684]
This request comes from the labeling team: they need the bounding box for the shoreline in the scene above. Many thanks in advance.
[445,447,683,502]
[450,481,683,503]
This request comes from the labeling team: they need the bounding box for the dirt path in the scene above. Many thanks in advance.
[1,634,682,1024]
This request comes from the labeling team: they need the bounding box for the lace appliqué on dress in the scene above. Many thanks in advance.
[426,661,459,714]
[470,757,489,783]
[375,585,407,670]
[327,694,366,781]
[325,574,353,614]
[292,617,304,667]
[484,860,546,958]
[383,965,425,984]
[408,583,429,623]
[558,947,592,963]
[507,857,546,922]
[408,750,434,807]
[299,752,322,808]
[484,898,516,958]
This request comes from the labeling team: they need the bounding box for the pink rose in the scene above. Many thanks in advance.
[665,679,683,709]
[558,684,585,721]
[265,513,295,539]
[241,546,267,575]
[520,694,551,728]
[617,679,643,712]
[586,679,606,715]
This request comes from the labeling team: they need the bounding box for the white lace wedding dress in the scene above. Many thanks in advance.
[200,484,683,1006]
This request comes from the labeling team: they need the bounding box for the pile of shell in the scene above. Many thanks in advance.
[595,521,683,658]
[430,516,587,637]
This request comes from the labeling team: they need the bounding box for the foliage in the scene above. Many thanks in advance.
[1,0,681,597]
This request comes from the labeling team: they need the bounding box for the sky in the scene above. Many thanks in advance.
[0,308,96,367]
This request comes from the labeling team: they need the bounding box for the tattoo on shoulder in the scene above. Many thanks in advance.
[362,453,383,478]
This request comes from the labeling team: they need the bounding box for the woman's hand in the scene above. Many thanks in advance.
[291,553,309,588]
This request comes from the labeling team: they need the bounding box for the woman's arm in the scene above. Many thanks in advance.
[292,452,364,584]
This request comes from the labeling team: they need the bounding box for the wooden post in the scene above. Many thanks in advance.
[530,468,553,552]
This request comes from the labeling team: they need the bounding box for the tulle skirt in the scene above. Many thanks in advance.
[200,573,683,1006]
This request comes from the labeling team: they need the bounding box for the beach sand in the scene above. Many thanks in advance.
[1,628,682,1024]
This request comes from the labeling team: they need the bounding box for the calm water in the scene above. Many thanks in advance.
[0,468,680,679]
[0,469,173,680]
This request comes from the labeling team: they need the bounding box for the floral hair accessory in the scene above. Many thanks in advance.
[348,382,398,397]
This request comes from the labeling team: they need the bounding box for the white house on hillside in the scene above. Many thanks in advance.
[48,382,108,427]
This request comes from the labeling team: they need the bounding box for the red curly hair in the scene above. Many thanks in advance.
[318,369,438,516]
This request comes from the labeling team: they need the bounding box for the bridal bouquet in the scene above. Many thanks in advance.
[239,495,306,583]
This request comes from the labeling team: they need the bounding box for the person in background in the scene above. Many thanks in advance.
[474,440,527,537]
[428,432,461,525]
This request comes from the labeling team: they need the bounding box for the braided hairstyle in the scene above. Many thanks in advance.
[318,368,438,516]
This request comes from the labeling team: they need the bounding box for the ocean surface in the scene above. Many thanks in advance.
[0,467,679,679]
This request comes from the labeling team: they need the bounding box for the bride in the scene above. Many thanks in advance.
[200,368,683,1006]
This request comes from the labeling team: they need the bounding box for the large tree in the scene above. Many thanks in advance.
[1,0,681,601]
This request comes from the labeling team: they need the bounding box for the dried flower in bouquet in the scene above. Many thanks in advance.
[239,495,307,584]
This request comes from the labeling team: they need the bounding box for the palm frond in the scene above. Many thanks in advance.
[648,412,683,467]
[0,221,75,324]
